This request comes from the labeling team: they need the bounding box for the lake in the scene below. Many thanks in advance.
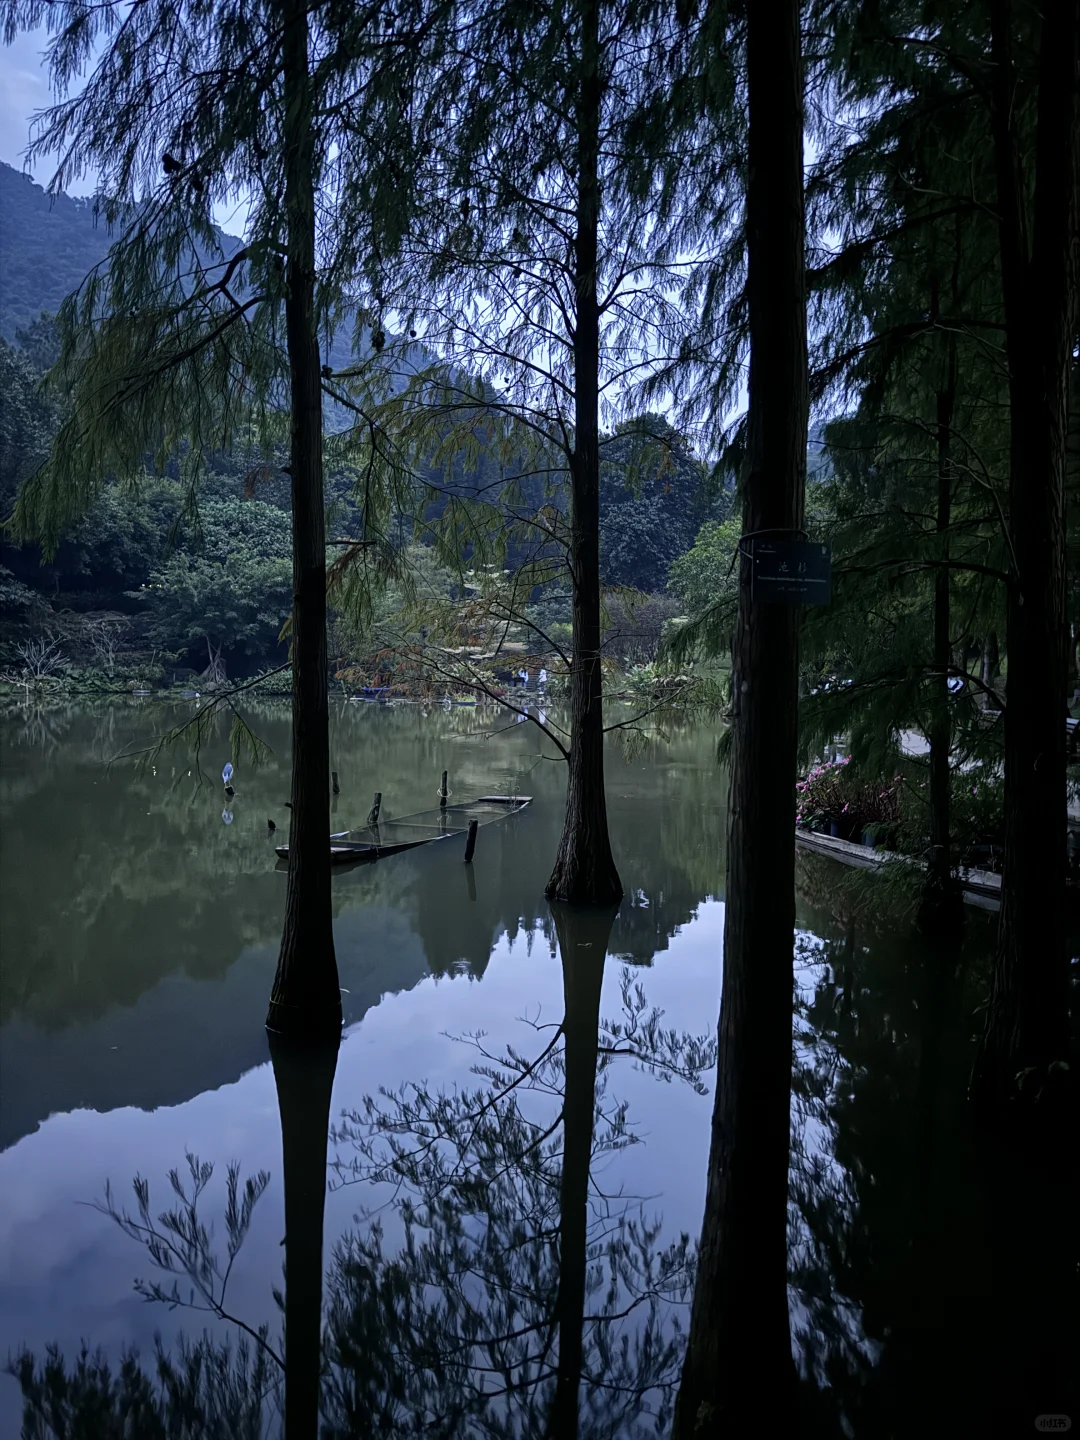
[0,698,1075,1436]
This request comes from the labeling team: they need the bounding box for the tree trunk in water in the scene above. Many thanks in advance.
[673,1,806,1432]
[545,903,616,1440]
[266,0,342,1038]
[545,0,622,907]
[919,327,963,937]
[971,0,1077,1116]
[269,1032,340,1440]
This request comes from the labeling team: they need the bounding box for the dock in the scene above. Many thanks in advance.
[795,828,1002,911]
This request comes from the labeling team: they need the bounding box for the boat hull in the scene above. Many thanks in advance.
[274,796,532,865]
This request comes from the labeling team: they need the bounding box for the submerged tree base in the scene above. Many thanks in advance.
[265,994,343,1040]
[969,1034,1076,1137]
[266,937,343,1039]
[545,849,623,908]
[916,876,965,939]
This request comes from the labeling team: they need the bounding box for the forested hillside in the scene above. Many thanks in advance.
[0,162,740,682]
[0,162,115,340]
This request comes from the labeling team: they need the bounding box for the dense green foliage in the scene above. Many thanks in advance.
[140,500,293,668]
[599,419,726,593]
[667,516,740,617]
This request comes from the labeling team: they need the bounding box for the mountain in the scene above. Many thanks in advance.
[0,160,399,384]
[0,162,117,340]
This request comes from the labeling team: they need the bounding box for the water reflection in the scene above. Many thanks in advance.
[0,703,724,1151]
[3,702,1075,1435]
[271,1033,338,1440]
[11,901,713,1438]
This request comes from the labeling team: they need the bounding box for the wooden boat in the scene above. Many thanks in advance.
[275,794,532,866]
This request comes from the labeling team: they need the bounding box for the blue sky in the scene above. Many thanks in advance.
[0,26,68,184]
[0,24,100,192]
[1,25,254,234]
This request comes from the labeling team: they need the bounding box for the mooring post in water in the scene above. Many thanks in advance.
[464,818,479,863]
[366,792,382,827]
[440,770,448,809]
[332,770,340,795]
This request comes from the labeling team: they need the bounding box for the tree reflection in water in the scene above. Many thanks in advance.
[324,903,713,1439]
[13,890,1073,1436]
[10,907,716,1439]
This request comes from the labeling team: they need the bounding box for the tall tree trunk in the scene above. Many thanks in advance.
[270,1033,340,1440]
[971,0,1077,1114]
[673,0,806,1432]
[266,0,342,1038]
[545,903,616,1440]
[546,0,622,907]
[980,631,999,694]
[920,326,963,936]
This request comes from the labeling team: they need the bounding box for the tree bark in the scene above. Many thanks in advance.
[980,631,999,694]
[269,1032,340,1440]
[919,321,964,936]
[546,0,622,907]
[266,0,342,1038]
[545,903,616,1440]
[673,0,806,1432]
[970,0,1077,1114]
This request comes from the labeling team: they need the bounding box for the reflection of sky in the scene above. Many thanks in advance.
[0,903,726,1429]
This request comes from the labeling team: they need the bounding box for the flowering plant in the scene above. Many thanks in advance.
[796,757,905,837]
[795,758,852,829]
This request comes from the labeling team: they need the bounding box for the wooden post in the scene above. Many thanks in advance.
[440,770,448,809]
[464,818,478,863]
[366,792,382,827]
[332,770,340,795]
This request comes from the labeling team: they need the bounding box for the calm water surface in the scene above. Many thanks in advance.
[0,698,1074,1436]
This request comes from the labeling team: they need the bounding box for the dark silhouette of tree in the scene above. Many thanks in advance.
[1,0,443,1036]
[269,1032,341,1438]
[378,0,699,905]
[675,0,809,1430]
[970,0,1079,1118]
[264,0,341,1037]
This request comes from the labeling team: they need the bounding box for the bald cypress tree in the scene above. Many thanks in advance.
[383,0,700,906]
[971,0,1079,1113]
[4,0,438,1036]
[674,0,807,1428]
[264,0,339,1037]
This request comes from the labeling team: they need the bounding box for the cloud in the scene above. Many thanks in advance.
[0,24,97,195]
[0,29,49,173]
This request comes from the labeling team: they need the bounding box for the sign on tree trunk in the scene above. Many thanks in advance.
[751,539,831,604]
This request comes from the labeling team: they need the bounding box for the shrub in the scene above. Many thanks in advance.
[796,757,904,837]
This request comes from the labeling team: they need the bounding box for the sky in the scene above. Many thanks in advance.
[0,25,78,189]
[0,23,112,197]
[0,24,252,232]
